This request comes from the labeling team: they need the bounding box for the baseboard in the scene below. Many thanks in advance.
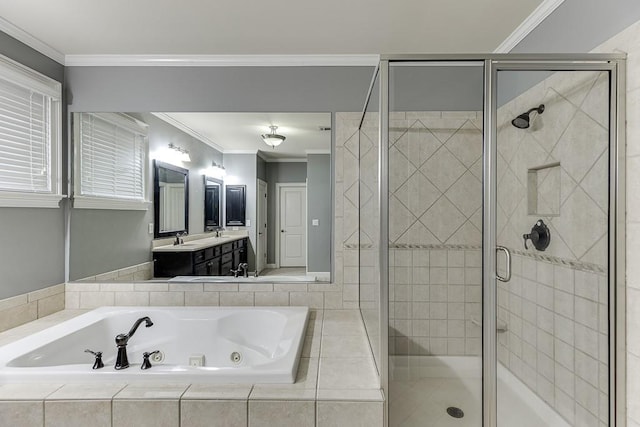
[308,272,330,281]
[266,264,277,269]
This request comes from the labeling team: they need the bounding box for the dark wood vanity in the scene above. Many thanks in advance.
[153,236,248,277]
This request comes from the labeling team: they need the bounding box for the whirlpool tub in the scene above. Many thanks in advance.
[0,306,309,384]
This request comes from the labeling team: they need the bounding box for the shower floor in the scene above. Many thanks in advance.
[389,356,570,427]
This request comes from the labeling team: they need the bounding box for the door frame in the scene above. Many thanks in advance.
[375,54,626,427]
[256,178,267,274]
[275,182,307,269]
[485,59,626,427]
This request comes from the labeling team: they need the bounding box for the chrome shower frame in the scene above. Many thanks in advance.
[363,53,627,427]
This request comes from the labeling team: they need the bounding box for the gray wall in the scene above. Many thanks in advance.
[63,65,375,279]
[223,154,257,270]
[514,0,640,53]
[0,32,65,299]
[307,154,331,273]
[69,113,223,280]
[257,156,267,181]
[66,67,374,113]
[265,162,308,265]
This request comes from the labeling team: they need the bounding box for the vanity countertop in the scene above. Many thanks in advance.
[153,234,246,253]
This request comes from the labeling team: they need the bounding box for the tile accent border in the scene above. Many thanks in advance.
[0,283,65,333]
[509,247,607,274]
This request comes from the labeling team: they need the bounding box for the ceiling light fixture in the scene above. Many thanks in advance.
[168,143,191,162]
[261,125,286,148]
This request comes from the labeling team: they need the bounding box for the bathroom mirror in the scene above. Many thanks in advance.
[225,185,246,226]
[153,160,189,238]
[68,112,332,283]
[204,176,222,230]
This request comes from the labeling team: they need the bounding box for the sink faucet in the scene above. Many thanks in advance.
[115,316,154,370]
[215,227,225,238]
[230,263,249,278]
[239,263,249,278]
[174,231,187,245]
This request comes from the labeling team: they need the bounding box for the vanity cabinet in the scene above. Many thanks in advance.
[153,237,248,277]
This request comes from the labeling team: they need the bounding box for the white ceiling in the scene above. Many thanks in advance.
[0,0,545,58]
[157,112,331,160]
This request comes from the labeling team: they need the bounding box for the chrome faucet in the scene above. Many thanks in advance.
[173,231,187,245]
[215,227,225,238]
[115,316,154,370]
[230,263,249,278]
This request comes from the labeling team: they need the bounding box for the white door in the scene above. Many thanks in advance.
[256,179,267,273]
[279,185,306,267]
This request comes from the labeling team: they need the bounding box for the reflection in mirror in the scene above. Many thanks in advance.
[69,112,332,283]
[153,160,189,237]
[204,176,222,230]
[225,185,246,226]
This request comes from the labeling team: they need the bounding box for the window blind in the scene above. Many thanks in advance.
[0,76,51,193]
[78,113,147,201]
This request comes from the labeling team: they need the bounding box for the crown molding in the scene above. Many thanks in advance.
[0,16,65,64]
[264,158,307,163]
[493,0,565,53]
[225,150,259,154]
[151,113,225,153]
[64,54,380,67]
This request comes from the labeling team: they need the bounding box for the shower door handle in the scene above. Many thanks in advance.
[496,246,511,282]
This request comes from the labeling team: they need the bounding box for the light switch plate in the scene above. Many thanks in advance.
[312,219,319,226]
[246,219,251,227]
[148,223,154,234]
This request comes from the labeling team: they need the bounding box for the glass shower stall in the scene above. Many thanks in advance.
[356,55,626,427]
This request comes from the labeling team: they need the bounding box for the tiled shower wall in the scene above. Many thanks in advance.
[335,111,485,357]
[496,70,609,426]
[592,18,640,427]
[387,112,484,356]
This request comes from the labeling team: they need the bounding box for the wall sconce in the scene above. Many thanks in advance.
[168,143,191,162]
[205,161,226,179]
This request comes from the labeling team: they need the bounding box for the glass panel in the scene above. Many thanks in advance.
[359,72,381,373]
[388,62,484,426]
[496,70,610,426]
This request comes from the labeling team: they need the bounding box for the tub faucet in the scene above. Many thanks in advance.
[115,316,154,370]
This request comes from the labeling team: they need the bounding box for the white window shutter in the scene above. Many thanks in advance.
[77,113,148,203]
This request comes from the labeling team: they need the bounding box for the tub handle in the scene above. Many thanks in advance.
[141,350,160,370]
[84,349,104,370]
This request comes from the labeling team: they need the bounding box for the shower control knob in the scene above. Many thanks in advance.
[523,219,550,251]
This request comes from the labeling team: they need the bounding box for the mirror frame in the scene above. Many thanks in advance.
[204,175,223,230]
[153,159,189,238]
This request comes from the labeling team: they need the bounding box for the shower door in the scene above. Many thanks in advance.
[378,55,625,427]
[489,62,624,427]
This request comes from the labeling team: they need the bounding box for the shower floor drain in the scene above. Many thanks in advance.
[446,407,464,418]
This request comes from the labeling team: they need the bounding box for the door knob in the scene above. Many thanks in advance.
[281,230,286,233]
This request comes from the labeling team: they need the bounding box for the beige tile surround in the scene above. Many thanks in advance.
[0,309,382,427]
[0,283,64,333]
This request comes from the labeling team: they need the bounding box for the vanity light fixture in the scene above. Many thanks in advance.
[261,125,286,148]
[168,143,191,162]
[207,161,226,179]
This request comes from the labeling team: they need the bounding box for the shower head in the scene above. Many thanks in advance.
[511,104,545,129]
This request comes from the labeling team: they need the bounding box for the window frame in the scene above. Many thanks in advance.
[72,112,151,211]
[0,54,63,208]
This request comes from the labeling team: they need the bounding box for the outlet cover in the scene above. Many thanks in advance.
[312,219,319,226]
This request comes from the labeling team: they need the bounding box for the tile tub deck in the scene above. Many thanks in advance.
[0,308,383,427]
